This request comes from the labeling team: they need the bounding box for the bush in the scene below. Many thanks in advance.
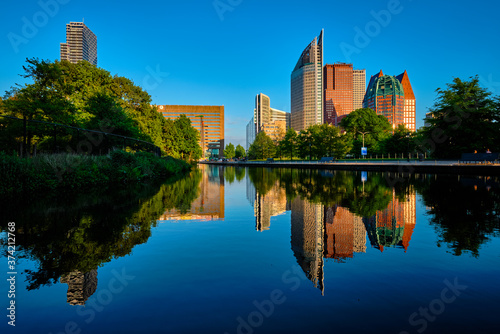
[0,150,190,196]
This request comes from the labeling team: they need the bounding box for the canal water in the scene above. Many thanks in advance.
[1,165,499,334]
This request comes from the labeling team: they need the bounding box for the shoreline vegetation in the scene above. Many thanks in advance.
[0,150,190,196]
[201,160,500,176]
[0,59,200,197]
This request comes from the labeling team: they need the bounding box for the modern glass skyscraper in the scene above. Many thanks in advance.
[291,30,323,131]
[60,22,97,65]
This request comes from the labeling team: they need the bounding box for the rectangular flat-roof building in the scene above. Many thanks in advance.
[157,105,224,158]
[60,22,97,65]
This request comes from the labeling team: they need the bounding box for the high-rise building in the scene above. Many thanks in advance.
[396,70,416,132]
[60,22,97,65]
[247,93,290,148]
[323,63,354,125]
[353,69,366,111]
[156,105,224,158]
[363,70,405,129]
[364,70,416,131]
[291,30,324,131]
[255,93,271,130]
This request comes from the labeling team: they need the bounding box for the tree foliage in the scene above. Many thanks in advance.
[224,142,235,159]
[173,115,202,161]
[383,124,415,155]
[248,131,276,159]
[420,76,500,158]
[340,108,392,155]
[235,144,246,158]
[0,58,202,161]
[279,128,298,159]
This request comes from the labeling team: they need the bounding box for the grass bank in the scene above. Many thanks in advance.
[0,150,191,195]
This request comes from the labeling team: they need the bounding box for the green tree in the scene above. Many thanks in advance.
[173,115,202,161]
[297,128,314,159]
[235,144,246,158]
[248,131,276,159]
[1,58,204,161]
[224,143,235,159]
[383,124,415,155]
[162,118,181,159]
[420,76,500,158]
[279,128,298,160]
[340,108,392,155]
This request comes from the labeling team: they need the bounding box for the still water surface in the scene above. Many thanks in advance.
[1,165,500,334]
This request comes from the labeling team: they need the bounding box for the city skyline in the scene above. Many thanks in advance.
[2,0,500,148]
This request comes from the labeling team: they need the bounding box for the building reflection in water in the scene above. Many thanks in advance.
[159,165,225,221]
[290,198,325,294]
[324,205,367,261]
[363,188,416,252]
[247,176,289,231]
[60,270,98,305]
[247,170,417,293]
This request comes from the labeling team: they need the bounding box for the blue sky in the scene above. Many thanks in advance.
[1,0,500,147]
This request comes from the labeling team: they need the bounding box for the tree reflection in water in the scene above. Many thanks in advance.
[0,169,202,304]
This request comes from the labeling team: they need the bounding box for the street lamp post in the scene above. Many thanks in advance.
[358,131,370,159]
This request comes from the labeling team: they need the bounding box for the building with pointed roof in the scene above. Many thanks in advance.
[396,70,416,131]
[291,30,324,131]
[363,71,405,129]
[363,70,416,131]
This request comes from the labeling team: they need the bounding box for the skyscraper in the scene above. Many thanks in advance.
[323,63,354,125]
[364,70,416,131]
[353,69,366,110]
[247,93,290,148]
[255,93,271,130]
[291,30,324,131]
[363,71,405,129]
[396,70,416,132]
[60,22,97,65]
